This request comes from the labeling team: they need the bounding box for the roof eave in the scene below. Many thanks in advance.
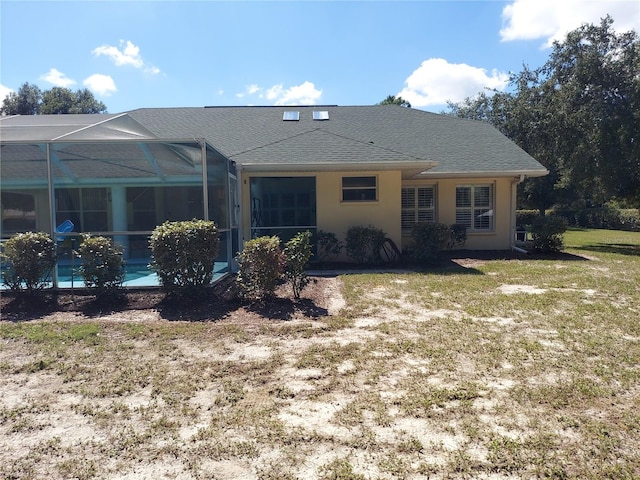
[239,161,439,175]
[417,169,549,179]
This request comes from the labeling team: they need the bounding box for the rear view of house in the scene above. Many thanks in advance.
[0,105,547,286]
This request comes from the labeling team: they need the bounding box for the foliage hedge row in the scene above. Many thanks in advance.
[517,208,640,232]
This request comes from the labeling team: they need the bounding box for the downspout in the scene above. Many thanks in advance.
[511,174,528,254]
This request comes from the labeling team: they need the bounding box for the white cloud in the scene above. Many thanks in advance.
[501,0,640,47]
[83,74,117,96]
[0,84,14,104]
[40,68,76,88]
[397,58,509,108]
[270,81,323,105]
[92,40,160,74]
[237,81,322,105]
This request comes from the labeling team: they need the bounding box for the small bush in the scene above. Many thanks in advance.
[77,235,125,296]
[411,222,451,263]
[284,231,313,299]
[149,220,219,295]
[345,225,386,265]
[315,230,343,263]
[236,236,285,301]
[448,224,467,249]
[531,215,568,252]
[1,231,56,293]
[618,209,640,231]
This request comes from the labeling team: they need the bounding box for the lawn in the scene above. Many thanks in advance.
[1,228,639,479]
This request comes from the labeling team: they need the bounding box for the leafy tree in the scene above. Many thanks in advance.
[1,82,42,115]
[545,17,640,206]
[1,83,107,115]
[447,16,640,209]
[378,95,411,108]
[40,87,77,114]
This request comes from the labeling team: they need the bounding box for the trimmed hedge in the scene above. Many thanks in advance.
[77,235,125,296]
[1,231,56,293]
[518,208,640,232]
[531,216,568,252]
[345,225,386,265]
[236,235,285,301]
[149,220,220,294]
[409,222,467,264]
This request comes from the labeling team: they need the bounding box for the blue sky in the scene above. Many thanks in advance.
[1,0,638,114]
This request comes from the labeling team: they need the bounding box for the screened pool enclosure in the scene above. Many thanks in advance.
[0,114,238,288]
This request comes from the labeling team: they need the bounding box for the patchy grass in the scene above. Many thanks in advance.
[1,228,639,479]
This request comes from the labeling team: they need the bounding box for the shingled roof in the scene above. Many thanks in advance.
[1,105,547,179]
[127,105,547,178]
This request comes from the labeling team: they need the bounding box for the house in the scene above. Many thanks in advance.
[0,105,547,287]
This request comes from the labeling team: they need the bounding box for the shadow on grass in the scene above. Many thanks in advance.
[575,243,640,257]
[413,249,589,275]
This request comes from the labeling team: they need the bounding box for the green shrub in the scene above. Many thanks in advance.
[77,235,125,296]
[552,208,640,232]
[315,230,343,263]
[284,231,313,299]
[1,232,56,293]
[516,209,540,227]
[531,215,568,252]
[345,225,386,265]
[618,209,640,231]
[236,236,285,301]
[410,222,451,263]
[149,220,219,294]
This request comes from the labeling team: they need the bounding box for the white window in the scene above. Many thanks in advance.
[402,186,435,232]
[456,185,494,231]
[342,176,377,202]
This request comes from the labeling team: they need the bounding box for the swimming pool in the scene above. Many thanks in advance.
[1,261,230,289]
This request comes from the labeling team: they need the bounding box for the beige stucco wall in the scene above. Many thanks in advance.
[241,171,516,254]
[316,170,402,249]
[402,176,516,250]
[241,171,402,253]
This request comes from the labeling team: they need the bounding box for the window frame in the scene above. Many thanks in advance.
[401,185,436,232]
[341,175,377,202]
[455,184,494,232]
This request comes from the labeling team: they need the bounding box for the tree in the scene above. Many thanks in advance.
[447,16,640,208]
[1,82,42,115]
[544,17,640,206]
[378,95,411,108]
[1,83,107,115]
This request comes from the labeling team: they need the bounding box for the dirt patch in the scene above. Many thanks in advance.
[0,275,340,324]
